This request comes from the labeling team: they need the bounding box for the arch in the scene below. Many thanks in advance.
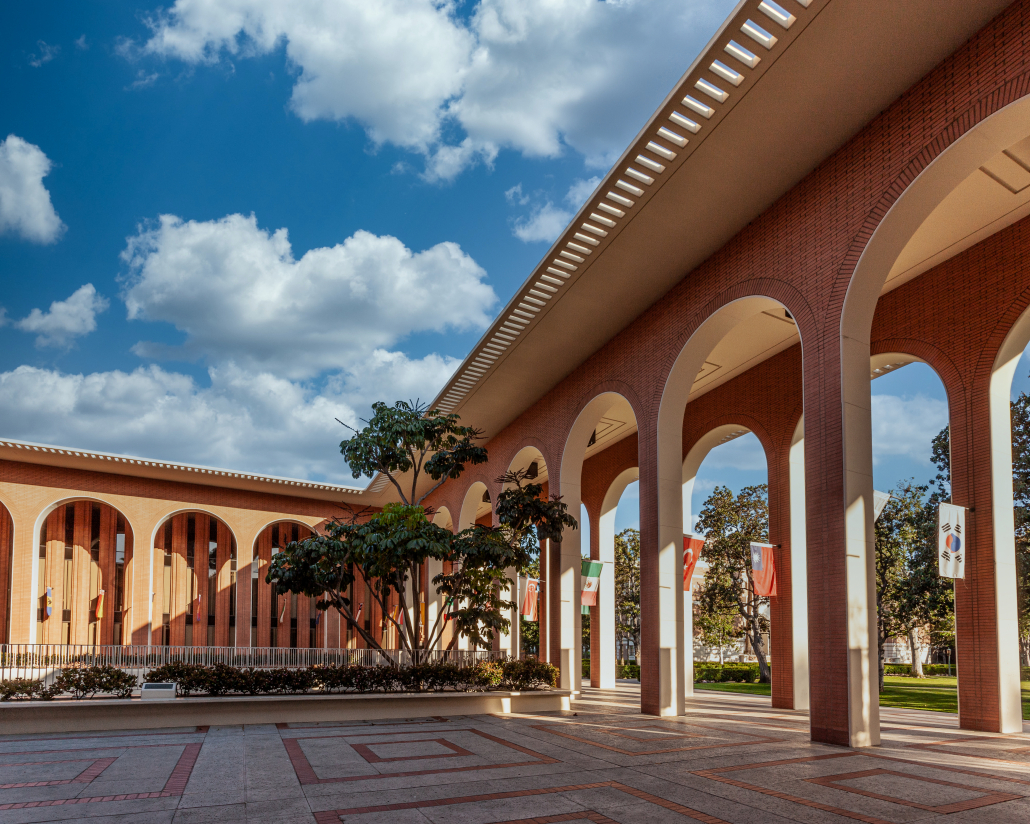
[984,303,1030,732]
[653,294,798,717]
[559,389,640,694]
[28,496,136,647]
[0,499,13,644]
[150,509,239,649]
[431,506,454,531]
[458,480,490,532]
[834,96,1030,741]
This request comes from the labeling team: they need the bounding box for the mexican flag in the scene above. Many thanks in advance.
[581,559,603,606]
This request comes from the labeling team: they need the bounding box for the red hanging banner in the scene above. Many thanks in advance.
[749,542,777,597]
[521,579,539,621]
[683,535,703,591]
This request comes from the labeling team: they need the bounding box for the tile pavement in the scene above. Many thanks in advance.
[0,684,1026,823]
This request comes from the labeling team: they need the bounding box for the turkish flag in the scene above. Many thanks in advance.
[683,536,703,591]
[749,542,777,597]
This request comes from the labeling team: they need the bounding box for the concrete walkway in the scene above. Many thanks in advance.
[0,682,1027,823]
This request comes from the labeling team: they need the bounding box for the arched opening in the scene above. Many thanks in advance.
[453,481,493,651]
[561,391,639,694]
[598,467,639,687]
[842,97,1030,737]
[0,500,13,644]
[867,355,959,705]
[683,427,773,689]
[33,499,134,647]
[250,520,316,649]
[152,511,236,648]
[655,296,801,717]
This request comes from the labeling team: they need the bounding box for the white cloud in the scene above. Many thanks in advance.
[136,0,736,178]
[510,176,603,243]
[120,213,496,379]
[0,135,65,244]
[513,202,572,244]
[0,355,458,482]
[15,284,109,348]
[28,41,60,67]
[127,70,160,90]
[75,35,89,50]
[871,394,949,466]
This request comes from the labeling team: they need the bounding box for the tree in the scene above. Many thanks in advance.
[694,485,772,682]
[269,401,576,661]
[874,481,927,690]
[1009,395,1030,666]
[693,608,741,666]
[614,529,640,663]
[339,400,489,507]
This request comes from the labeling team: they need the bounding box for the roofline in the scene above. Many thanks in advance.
[0,437,369,501]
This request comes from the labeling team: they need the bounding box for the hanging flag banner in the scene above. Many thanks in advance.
[750,542,778,597]
[354,602,363,623]
[581,559,603,606]
[938,502,966,579]
[45,587,53,618]
[96,589,106,620]
[521,579,540,621]
[683,535,704,591]
[278,595,288,625]
[388,604,402,624]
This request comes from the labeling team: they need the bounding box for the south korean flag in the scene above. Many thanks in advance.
[938,502,966,579]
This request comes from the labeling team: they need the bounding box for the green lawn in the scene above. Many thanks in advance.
[695,676,1030,720]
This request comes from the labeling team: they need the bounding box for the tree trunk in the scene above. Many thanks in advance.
[750,619,770,683]
[877,632,886,693]
[908,627,924,677]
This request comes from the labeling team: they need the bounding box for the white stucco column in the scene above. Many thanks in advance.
[789,420,811,710]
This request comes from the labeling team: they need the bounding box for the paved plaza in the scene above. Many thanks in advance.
[0,684,1027,824]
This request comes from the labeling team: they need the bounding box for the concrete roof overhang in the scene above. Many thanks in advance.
[428,0,1012,444]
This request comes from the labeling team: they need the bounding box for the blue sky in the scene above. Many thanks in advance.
[2,1,1026,508]
[0,0,738,483]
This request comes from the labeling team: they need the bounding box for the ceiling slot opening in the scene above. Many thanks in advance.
[635,154,665,173]
[668,112,700,133]
[710,60,744,86]
[616,179,644,196]
[681,96,714,118]
[624,167,654,185]
[741,19,777,49]
[759,0,795,29]
[695,78,728,103]
[646,141,677,160]
[725,40,760,67]
[656,126,687,147]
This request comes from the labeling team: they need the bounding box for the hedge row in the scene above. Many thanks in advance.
[1,665,137,701]
[0,659,560,701]
[144,659,558,696]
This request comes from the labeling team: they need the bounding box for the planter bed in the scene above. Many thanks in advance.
[0,688,571,735]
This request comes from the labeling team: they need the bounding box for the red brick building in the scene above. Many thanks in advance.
[2,1,1029,748]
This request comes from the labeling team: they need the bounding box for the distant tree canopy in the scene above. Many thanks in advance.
[268,401,576,660]
[694,485,772,683]
[614,529,640,663]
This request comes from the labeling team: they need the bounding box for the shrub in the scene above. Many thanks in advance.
[0,677,59,701]
[144,662,209,695]
[501,658,559,690]
[617,663,640,680]
[53,665,137,699]
[884,664,957,677]
[693,663,764,684]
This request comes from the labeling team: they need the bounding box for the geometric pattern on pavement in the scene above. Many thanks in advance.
[0,686,1026,823]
